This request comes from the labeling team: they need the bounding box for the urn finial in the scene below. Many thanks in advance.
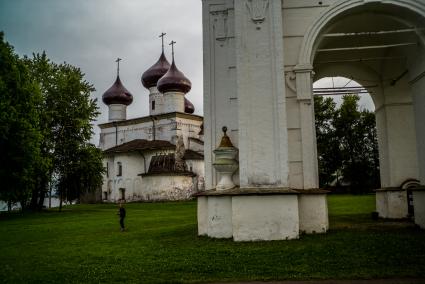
[213,125,239,190]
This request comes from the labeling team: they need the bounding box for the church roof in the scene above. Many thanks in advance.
[157,60,191,94]
[98,112,203,129]
[141,51,171,89]
[102,76,133,106]
[184,150,204,160]
[103,139,174,154]
[103,139,204,160]
[184,98,195,114]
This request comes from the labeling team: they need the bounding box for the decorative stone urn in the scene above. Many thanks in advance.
[213,126,238,190]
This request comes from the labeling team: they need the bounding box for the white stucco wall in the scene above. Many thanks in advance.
[207,196,233,238]
[298,194,329,234]
[376,190,408,219]
[99,114,203,151]
[197,196,208,235]
[101,148,203,202]
[232,195,299,241]
[140,174,195,201]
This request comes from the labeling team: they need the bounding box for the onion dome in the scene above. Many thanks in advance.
[184,98,195,114]
[141,52,170,89]
[102,76,133,106]
[157,60,192,94]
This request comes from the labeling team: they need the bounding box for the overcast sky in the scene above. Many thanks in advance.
[0,0,203,144]
[0,0,373,145]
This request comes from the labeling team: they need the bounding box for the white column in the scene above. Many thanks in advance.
[234,0,288,188]
[293,65,319,189]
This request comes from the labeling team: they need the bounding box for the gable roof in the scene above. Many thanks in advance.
[184,150,204,160]
[103,139,175,154]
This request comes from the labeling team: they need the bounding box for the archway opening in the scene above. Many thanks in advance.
[313,76,379,193]
[310,3,425,189]
[305,2,425,219]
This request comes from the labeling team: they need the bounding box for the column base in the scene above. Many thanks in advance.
[195,187,329,241]
[375,188,408,219]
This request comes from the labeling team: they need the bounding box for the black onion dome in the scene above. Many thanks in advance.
[157,61,191,94]
[184,98,195,114]
[102,76,133,106]
[141,52,171,89]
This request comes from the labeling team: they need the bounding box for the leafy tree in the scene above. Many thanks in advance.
[24,53,102,210]
[0,32,44,210]
[314,96,341,187]
[59,144,104,203]
[314,94,380,192]
[0,34,103,211]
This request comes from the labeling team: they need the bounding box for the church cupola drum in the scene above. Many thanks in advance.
[102,58,133,122]
[142,33,171,115]
[157,40,191,113]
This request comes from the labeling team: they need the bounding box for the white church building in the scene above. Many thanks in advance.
[98,39,204,202]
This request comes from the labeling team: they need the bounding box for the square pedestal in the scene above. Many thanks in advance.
[232,195,299,241]
[195,188,328,241]
[376,188,408,219]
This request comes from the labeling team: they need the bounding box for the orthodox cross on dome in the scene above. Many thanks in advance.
[115,57,122,76]
[159,32,166,52]
[169,40,176,61]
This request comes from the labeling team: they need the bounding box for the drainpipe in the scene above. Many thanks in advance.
[150,115,156,140]
[138,151,147,173]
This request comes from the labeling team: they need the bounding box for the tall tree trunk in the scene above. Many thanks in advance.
[37,176,48,211]
[30,188,39,211]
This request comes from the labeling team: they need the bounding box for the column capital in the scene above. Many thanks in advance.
[293,64,314,73]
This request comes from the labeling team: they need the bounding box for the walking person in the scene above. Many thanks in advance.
[118,201,126,232]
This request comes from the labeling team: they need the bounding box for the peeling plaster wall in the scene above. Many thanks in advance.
[139,175,195,201]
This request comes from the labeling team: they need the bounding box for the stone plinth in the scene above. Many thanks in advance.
[376,188,408,219]
[195,188,328,241]
[412,187,425,229]
[298,193,329,234]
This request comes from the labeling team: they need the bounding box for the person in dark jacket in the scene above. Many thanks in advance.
[118,201,126,232]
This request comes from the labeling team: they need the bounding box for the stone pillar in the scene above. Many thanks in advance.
[149,86,164,115]
[234,0,288,188]
[293,65,319,189]
[108,104,127,121]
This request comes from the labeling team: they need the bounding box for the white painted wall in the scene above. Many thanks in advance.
[207,196,233,238]
[140,175,195,201]
[232,195,299,241]
[376,190,408,219]
[298,194,329,234]
[99,115,202,151]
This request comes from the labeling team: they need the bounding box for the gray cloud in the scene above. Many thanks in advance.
[0,0,203,144]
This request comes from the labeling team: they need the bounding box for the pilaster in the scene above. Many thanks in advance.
[293,65,319,189]
[235,0,288,188]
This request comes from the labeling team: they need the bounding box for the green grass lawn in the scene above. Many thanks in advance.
[0,194,424,283]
